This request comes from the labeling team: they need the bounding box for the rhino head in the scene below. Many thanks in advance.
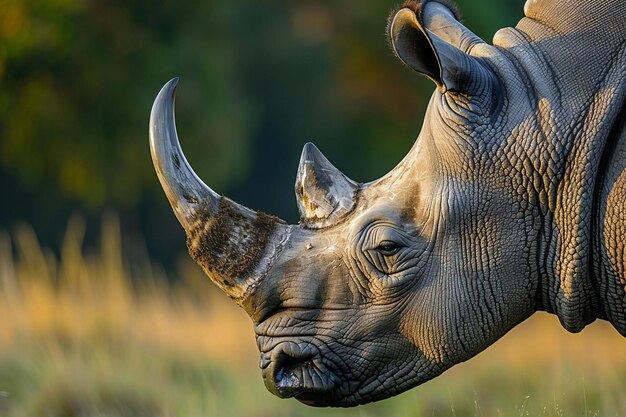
[150,0,626,407]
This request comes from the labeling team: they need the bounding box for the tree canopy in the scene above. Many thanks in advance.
[0,0,524,265]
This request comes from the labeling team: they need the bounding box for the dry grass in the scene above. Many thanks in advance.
[0,218,624,416]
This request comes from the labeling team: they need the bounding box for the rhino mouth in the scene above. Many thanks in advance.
[261,341,339,404]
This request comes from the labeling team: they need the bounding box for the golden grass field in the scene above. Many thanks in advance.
[1,218,625,417]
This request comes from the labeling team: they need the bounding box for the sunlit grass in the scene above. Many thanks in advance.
[0,218,624,416]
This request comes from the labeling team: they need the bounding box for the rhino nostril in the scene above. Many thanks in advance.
[263,342,337,399]
[274,351,315,397]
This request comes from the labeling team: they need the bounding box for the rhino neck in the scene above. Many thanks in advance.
[527,78,626,334]
[528,54,626,333]
[591,102,626,336]
[490,2,626,332]
[518,0,626,105]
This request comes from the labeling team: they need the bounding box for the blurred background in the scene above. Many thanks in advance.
[0,0,624,416]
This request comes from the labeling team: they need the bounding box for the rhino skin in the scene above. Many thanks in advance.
[149,0,626,407]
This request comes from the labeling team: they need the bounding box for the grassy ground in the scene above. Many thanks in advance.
[0,219,625,417]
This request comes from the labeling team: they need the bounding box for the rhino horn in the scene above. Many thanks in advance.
[295,142,359,228]
[150,78,288,302]
[149,78,218,229]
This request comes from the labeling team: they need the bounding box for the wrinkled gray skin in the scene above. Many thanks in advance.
[149,0,626,407]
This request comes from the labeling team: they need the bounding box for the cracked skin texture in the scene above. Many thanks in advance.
[158,0,626,407]
[490,0,626,332]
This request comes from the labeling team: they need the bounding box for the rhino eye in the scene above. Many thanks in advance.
[376,241,401,256]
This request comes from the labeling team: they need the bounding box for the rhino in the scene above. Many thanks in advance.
[149,0,626,407]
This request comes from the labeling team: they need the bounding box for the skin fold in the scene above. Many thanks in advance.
[149,0,626,407]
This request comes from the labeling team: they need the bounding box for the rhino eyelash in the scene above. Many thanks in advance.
[375,241,402,256]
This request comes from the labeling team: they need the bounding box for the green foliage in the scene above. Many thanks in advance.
[0,0,525,259]
[0,0,252,208]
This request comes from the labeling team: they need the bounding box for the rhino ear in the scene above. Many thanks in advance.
[295,143,359,229]
[388,3,484,93]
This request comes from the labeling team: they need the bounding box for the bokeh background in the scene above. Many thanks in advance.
[0,0,625,416]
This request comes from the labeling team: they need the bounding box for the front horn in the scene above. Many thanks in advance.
[149,78,290,302]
